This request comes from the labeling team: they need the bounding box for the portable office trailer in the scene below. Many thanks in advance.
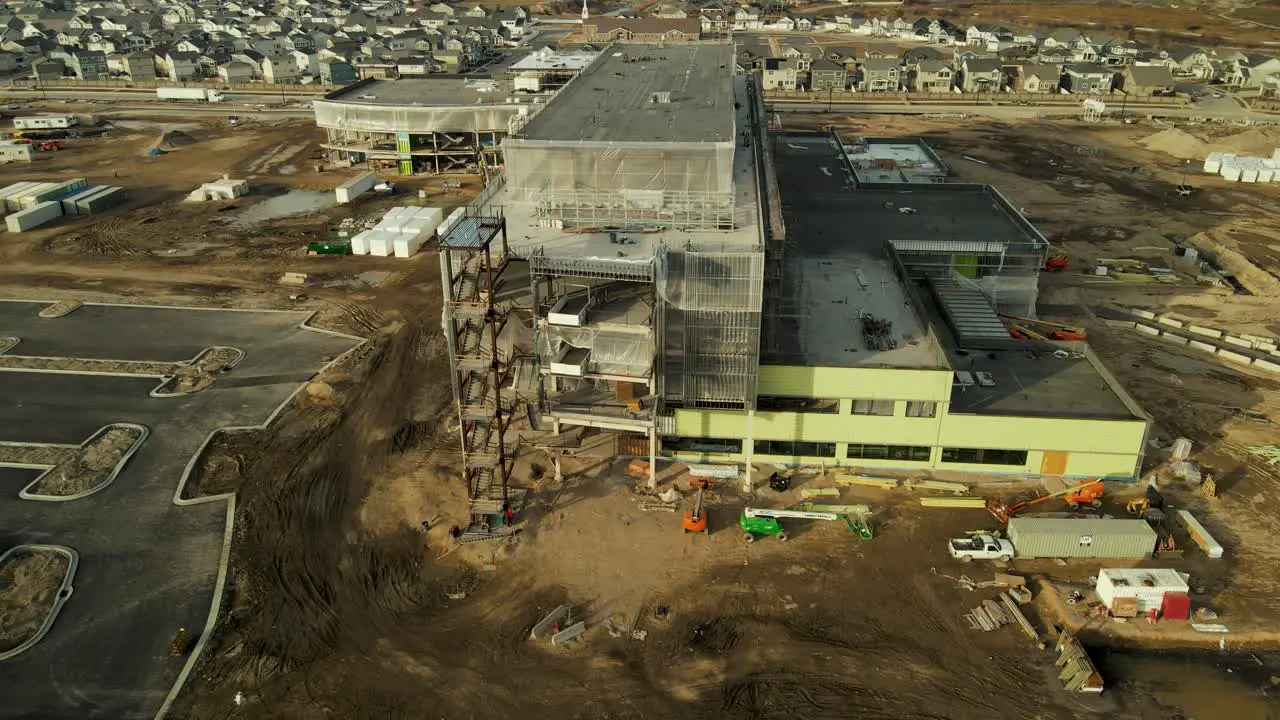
[0,143,33,163]
[335,171,376,204]
[1007,517,1156,559]
[1095,568,1189,614]
[13,114,78,130]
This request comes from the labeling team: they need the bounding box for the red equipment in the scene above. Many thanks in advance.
[987,479,1105,523]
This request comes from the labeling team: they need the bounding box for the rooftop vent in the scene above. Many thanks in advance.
[650,91,671,104]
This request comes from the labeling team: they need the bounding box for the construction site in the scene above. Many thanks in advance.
[1,40,1280,720]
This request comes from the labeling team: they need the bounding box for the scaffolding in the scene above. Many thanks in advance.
[439,197,522,541]
[502,139,738,230]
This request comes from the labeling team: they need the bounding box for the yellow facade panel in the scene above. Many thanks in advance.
[937,414,1146,455]
[758,365,951,401]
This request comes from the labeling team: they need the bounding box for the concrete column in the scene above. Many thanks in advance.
[552,419,560,436]
[742,407,755,493]
[648,428,657,489]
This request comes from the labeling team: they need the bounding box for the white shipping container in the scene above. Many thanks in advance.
[335,171,377,204]
[5,200,62,232]
[1095,568,1188,613]
[1220,165,1241,182]
[1241,167,1259,183]
[0,181,36,203]
[1202,151,1222,173]
[12,183,55,210]
[1258,168,1275,183]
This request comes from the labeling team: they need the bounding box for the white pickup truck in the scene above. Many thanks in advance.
[949,534,1014,562]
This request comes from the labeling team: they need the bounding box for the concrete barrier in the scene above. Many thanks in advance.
[1188,340,1216,352]
[1133,309,1157,319]
[1157,316,1184,328]
[1218,349,1251,365]
[1134,324,1160,336]
[1186,325,1222,338]
[1223,336,1252,348]
[1103,319,1137,328]
[1254,359,1280,374]
[1160,333,1189,345]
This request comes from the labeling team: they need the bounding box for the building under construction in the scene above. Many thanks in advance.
[312,49,599,176]
[438,43,1150,541]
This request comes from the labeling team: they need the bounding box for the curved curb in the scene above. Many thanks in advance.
[0,337,16,355]
[19,423,150,502]
[0,544,78,662]
[149,347,246,399]
[154,318,366,720]
[37,300,82,319]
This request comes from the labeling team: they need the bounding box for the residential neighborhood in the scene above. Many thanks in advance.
[0,0,1274,99]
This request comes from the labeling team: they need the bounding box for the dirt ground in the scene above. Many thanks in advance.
[0,549,69,652]
[2,104,1279,715]
[29,425,144,496]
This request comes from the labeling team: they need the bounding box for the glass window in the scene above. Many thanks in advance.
[667,437,742,454]
[851,399,896,416]
[757,396,839,414]
[941,448,1028,466]
[905,401,937,418]
[754,440,837,458]
[847,444,930,461]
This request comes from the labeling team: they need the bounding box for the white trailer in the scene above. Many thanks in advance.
[156,87,225,103]
[13,114,78,130]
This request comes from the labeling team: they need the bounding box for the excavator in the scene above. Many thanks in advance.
[987,479,1105,523]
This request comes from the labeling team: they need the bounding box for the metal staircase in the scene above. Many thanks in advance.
[439,207,524,541]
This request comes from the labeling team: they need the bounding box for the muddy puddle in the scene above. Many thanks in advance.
[1097,649,1280,719]
[232,190,333,228]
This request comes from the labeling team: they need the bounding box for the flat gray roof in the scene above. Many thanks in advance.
[324,77,515,107]
[762,133,946,369]
[514,43,737,144]
[944,345,1140,420]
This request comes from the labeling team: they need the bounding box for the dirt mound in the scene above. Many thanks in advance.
[159,130,197,148]
[1208,127,1280,156]
[1137,128,1208,160]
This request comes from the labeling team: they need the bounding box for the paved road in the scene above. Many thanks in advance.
[0,301,359,720]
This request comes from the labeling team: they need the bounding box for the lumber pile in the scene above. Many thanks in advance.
[964,597,1013,631]
[1055,632,1104,693]
[833,474,898,489]
[905,479,971,494]
[920,496,987,508]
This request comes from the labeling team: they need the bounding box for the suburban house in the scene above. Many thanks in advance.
[318,56,356,84]
[809,57,847,91]
[261,53,300,82]
[698,7,731,35]
[960,57,1002,92]
[1166,45,1214,80]
[762,57,799,91]
[122,50,154,79]
[733,7,761,31]
[1062,63,1114,93]
[218,59,254,83]
[1119,64,1175,96]
[904,46,945,65]
[1244,55,1280,88]
[581,18,700,44]
[907,59,953,92]
[164,50,199,80]
[858,57,901,91]
[1015,63,1062,93]
[1213,59,1247,87]
[70,49,108,79]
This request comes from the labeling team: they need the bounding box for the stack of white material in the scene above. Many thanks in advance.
[347,206,444,258]
[1208,148,1280,182]
[438,207,466,238]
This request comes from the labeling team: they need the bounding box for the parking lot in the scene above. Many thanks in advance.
[0,301,359,719]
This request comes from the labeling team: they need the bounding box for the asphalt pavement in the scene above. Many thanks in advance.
[0,302,360,720]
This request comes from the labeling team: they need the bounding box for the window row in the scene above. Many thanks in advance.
[665,438,1032,467]
[758,396,938,417]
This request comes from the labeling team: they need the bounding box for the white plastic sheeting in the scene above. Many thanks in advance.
[314,100,523,134]
[537,325,653,377]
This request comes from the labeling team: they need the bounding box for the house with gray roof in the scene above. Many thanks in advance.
[1119,64,1175,96]
[960,57,1002,92]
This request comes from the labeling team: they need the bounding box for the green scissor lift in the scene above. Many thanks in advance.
[739,507,873,543]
